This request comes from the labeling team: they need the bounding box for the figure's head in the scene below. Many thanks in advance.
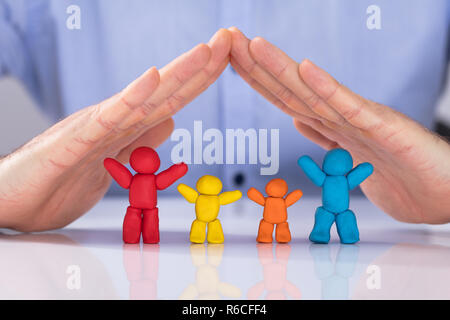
[196,175,223,195]
[129,147,160,174]
[265,178,288,197]
[322,148,353,176]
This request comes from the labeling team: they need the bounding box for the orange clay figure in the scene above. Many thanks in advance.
[247,179,303,243]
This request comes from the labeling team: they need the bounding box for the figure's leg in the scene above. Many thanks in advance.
[309,207,335,244]
[190,219,207,243]
[335,210,359,244]
[257,219,274,243]
[142,208,159,244]
[123,206,142,244]
[275,222,291,243]
[207,219,225,244]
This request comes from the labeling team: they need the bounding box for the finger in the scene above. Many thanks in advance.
[142,56,231,129]
[141,29,232,126]
[293,118,339,150]
[230,57,307,119]
[45,67,161,169]
[118,43,212,130]
[299,59,385,131]
[115,117,175,163]
[248,37,344,124]
[229,27,316,118]
[82,67,160,143]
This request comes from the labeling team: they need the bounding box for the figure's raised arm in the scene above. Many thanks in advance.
[347,162,374,190]
[247,188,266,206]
[104,158,133,189]
[219,190,242,205]
[285,189,303,207]
[156,163,188,190]
[297,156,326,187]
[177,183,199,203]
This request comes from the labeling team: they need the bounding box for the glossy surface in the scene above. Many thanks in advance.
[1,197,449,299]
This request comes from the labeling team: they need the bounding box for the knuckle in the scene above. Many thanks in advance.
[141,100,157,116]
[119,94,136,111]
[166,94,185,113]
[304,93,321,109]
[342,103,363,122]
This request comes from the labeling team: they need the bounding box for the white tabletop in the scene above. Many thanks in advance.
[1,196,449,300]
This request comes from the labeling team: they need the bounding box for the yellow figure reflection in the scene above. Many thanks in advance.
[179,244,241,299]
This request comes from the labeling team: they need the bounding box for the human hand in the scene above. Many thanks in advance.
[229,27,450,223]
[0,29,232,231]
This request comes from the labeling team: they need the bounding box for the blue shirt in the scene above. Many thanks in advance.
[1,0,449,194]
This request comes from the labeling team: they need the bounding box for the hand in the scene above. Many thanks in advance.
[0,29,232,231]
[229,27,450,224]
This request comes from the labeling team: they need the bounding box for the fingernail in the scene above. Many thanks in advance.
[300,59,329,85]
[301,59,325,77]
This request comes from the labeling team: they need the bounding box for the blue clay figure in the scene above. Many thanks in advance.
[298,148,373,244]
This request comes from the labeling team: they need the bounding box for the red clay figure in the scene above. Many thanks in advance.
[104,147,188,244]
[247,178,303,243]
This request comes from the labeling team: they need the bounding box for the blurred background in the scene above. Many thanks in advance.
[1,0,450,197]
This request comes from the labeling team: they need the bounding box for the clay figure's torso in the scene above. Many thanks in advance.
[263,197,287,224]
[322,176,349,213]
[195,195,220,222]
[129,173,157,209]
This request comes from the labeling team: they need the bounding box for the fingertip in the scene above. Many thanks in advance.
[218,27,232,39]
[228,26,247,39]
[197,42,213,62]
[248,37,274,65]
[208,28,232,54]
[187,43,212,70]
[147,66,160,85]
[298,58,317,78]
[249,36,267,52]
[298,58,330,87]
[208,28,230,44]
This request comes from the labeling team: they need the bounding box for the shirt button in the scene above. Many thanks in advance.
[233,172,245,187]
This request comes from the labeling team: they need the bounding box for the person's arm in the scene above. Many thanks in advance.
[103,158,133,189]
[229,27,450,224]
[247,188,266,206]
[219,190,242,205]
[284,189,303,207]
[177,184,198,203]
[297,156,326,187]
[156,163,188,190]
[0,29,232,232]
[347,163,374,190]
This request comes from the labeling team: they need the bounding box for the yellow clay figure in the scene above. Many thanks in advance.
[177,175,242,244]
